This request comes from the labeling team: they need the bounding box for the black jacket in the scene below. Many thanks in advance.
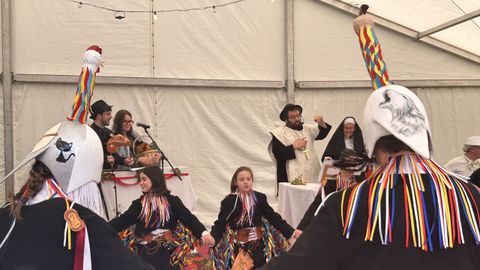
[0,198,154,270]
[108,194,206,239]
[210,191,294,243]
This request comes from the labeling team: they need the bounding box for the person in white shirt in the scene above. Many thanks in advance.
[444,136,480,177]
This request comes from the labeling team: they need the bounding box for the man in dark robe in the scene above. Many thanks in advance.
[268,104,331,185]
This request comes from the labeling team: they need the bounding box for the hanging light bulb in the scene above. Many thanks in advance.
[153,11,158,20]
[114,11,126,20]
[78,1,83,8]
[212,5,216,13]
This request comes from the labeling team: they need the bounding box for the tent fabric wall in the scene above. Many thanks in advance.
[11,0,480,80]
[11,84,480,227]
[0,84,4,205]
[4,0,480,225]
[11,83,285,226]
[417,87,480,164]
[12,0,152,77]
[154,87,285,225]
[153,1,286,80]
[13,0,286,80]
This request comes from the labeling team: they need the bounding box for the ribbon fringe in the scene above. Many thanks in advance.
[342,154,480,251]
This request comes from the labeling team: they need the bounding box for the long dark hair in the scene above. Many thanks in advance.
[112,110,134,138]
[10,160,54,220]
[230,166,253,193]
[138,166,170,196]
[333,149,367,171]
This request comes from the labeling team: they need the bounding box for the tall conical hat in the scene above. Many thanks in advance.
[1,46,104,193]
[353,6,432,158]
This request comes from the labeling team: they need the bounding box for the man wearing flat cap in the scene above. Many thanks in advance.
[268,104,331,186]
[90,99,133,169]
[444,136,480,177]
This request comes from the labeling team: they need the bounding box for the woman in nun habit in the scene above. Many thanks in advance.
[321,116,366,161]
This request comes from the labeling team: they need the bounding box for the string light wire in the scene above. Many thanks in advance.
[70,0,247,19]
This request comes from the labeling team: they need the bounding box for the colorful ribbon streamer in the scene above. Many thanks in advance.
[358,25,392,90]
[341,154,480,252]
[68,67,96,124]
[139,194,171,228]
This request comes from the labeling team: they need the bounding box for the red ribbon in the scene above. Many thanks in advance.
[107,172,190,186]
[73,228,85,270]
[110,175,139,186]
[164,172,189,180]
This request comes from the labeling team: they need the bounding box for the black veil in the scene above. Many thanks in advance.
[321,116,366,161]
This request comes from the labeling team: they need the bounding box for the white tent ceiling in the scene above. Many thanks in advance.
[338,0,480,57]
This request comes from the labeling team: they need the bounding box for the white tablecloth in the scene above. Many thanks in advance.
[277,183,320,229]
[100,166,197,220]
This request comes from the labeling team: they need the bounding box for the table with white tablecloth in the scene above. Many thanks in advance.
[100,165,197,220]
[277,183,320,229]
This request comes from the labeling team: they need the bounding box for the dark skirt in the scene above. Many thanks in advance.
[234,240,267,269]
[138,242,179,270]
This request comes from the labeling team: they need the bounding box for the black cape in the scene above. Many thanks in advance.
[321,116,365,161]
[0,198,155,270]
[260,175,480,270]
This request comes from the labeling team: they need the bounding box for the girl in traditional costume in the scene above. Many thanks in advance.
[108,166,214,270]
[210,166,301,269]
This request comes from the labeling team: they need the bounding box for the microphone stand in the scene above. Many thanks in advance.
[112,167,120,218]
[97,179,110,220]
[140,126,183,181]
